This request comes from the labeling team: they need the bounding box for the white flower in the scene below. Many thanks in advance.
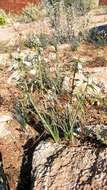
[30,69,36,75]
[23,61,32,67]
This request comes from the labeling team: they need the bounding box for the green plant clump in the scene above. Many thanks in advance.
[0,15,6,25]
[17,3,44,23]
[0,10,7,25]
[9,1,100,143]
[10,33,99,143]
[25,33,50,49]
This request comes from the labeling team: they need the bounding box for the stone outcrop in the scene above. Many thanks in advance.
[31,141,107,190]
[0,112,38,190]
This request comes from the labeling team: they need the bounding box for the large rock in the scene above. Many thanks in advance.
[89,24,107,44]
[0,112,38,190]
[85,66,107,93]
[31,141,107,190]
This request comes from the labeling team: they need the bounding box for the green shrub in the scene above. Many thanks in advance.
[0,15,6,25]
[17,3,44,23]
[25,33,50,49]
[9,1,99,143]
[0,10,7,25]
[45,0,91,49]
[10,33,99,143]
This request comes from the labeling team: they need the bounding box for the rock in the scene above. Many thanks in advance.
[0,112,38,190]
[89,24,107,44]
[85,67,107,93]
[62,71,101,95]
[84,124,107,145]
[0,54,10,66]
[0,19,52,52]
[31,141,107,190]
[62,65,107,95]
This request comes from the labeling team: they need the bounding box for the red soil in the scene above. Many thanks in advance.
[100,0,107,5]
[0,0,41,13]
[0,0,107,13]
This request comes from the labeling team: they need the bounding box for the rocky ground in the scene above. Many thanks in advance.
[0,8,107,190]
[31,141,107,190]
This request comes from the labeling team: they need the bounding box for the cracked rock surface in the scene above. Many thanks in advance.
[32,141,107,190]
[0,113,37,190]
